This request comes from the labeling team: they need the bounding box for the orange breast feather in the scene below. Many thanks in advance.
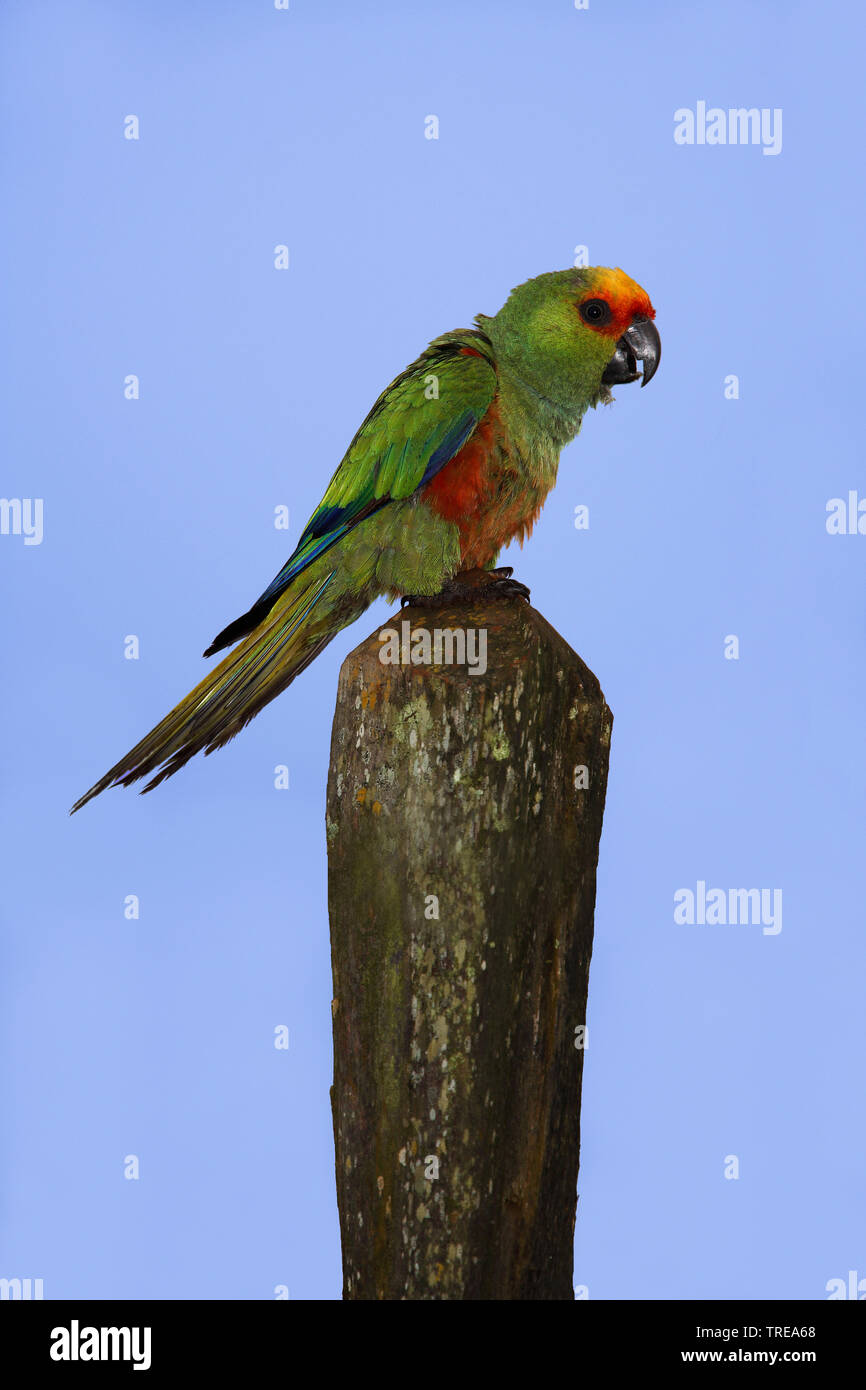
[422,405,541,568]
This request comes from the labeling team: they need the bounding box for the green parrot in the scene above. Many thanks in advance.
[71,266,659,811]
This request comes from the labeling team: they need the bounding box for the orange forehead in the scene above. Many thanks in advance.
[580,266,655,338]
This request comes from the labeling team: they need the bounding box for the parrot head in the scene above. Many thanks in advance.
[479,266,660,412]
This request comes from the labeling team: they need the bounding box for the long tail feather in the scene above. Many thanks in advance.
[71,567,354,812]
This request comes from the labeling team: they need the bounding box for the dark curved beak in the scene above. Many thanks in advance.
[601,315,661,388]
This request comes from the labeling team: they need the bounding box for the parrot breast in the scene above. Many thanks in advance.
[421,400,549,569]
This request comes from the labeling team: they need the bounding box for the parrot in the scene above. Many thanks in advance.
[71,266,659,812]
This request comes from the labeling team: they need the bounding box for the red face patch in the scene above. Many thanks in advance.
[577,266,655,339]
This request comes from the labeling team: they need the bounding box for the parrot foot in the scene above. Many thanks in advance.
[482,568,532,602]
[400,567,531,609]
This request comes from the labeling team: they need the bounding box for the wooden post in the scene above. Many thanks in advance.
[326,593,612,1300]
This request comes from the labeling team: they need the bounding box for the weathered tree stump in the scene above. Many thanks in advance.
[326,594,612,1300]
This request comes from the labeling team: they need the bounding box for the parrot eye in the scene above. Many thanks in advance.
[579,298,612,326]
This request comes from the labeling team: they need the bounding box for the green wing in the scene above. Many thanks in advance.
[204,331,497,655]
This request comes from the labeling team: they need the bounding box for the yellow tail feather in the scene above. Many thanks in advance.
[70,568,354,812]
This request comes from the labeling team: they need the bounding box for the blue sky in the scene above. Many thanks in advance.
[2,0,864,1299]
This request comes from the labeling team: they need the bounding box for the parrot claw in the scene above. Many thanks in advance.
[400,567,530,609]
[486,575,531,602]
